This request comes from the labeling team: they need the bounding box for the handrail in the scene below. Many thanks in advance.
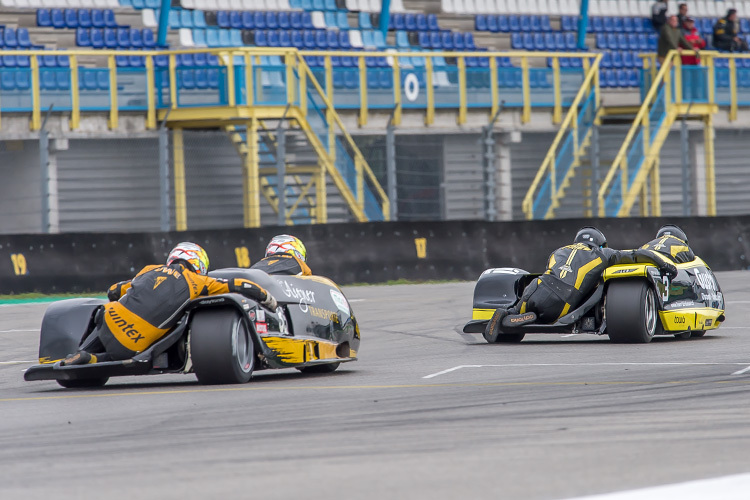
[522,52,603,219]
[596,50,680,216]
[295,54,390,218]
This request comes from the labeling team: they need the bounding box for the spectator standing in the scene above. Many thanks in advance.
[677,3,689,34]
[713,9,750,52]
[682,17,705,65]
[681,17,706,101]
[658,15,692,64]
[652,0,669,33]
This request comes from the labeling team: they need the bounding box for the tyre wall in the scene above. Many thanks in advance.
[0,216,746,294]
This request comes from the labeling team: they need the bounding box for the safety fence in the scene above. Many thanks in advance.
[0,216,746,294]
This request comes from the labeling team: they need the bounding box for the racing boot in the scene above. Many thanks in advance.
[483,308,508,343]
[502,311,537,328]
[60,351,97,366]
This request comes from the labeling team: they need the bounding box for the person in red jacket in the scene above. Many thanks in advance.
[681,17,705,65]
[681,17,706,101]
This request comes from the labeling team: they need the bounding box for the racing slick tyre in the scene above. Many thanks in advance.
[57,377,109,389]
[190,308,255,385]
[691,331,707,337]
[298,362,340,374]
[605,280,658,344]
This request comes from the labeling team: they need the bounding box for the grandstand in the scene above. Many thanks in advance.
[1,0,750,234]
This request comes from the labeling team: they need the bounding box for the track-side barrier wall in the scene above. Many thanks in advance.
[0,217,746,294]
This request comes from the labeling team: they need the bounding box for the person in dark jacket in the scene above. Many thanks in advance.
[640,224,695,264]
[652,0,670,33]
[484,227,678,341]
[658,15,693,63]
[713,9,749,52]
[61,242,278,365]
[251,234,312,276]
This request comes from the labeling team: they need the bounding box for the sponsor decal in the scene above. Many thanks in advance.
[256,322,268,334]
[256,309,266,322]
[249,310,256,322]
[330,290,350,313]
[107,308,144,344]
[200,298,226,305]
[673,316,686,324]
[280,280,316,312]
[308,306,339,322]
[481,268,525,276]
[701,292,723,303]
[611,268,637,274]
[667,299,696,308]
[705,319,713,327]
[276,307,289,335]
[508,313,535,324]
[694,269,718,292]
[153,276,167,289]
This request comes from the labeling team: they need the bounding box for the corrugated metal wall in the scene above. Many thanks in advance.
[0,140,41,234]
[443,134,484,220]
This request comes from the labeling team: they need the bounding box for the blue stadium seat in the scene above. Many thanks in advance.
[339,30,350,48]
[522,33,534,50]
[428,14,439,31]
[206,28,220,47]
[565,32,576,50]
[520,15,530,31]
[430,31,442,49]
[130,28,143,48]
[278,12,290,29]
[178,10,191,28]
[1,72,15,91]
[391,13,403,30]
[637,33,647,51]
[540,16,551,32]
[267,12,278,30]
[90,28,104,48]
[509,15,520,32]
[441,31,454,49]
[617,69,628,87]
[312,0,324,9]
[530,16,541,32]
[97,71,110,90]
[79,10,92,28]
[217,11,230,28]
[606,33,617,49]
[194,11,207,28]
[17,28,31,48]
[544,33,555,50]
[611,51,622,68]
[628,69,639,87]
[337,12,350,29]
[600,51,612,68]
[325,0,337,10]
[267,30,280,47]
[3,27,17,48]
[56,55,70,67]
[219,29,232,47]
[169,10,181,29]
[230,29,242,46]
[195,69,208,89]
[316,30,328,48]
[616,33,627,50]
[193,52,206,66]
[41,70,56,91]
[633,17,644,33]
[228,11,241,29]
[622,51,634,68]
[192,28,207,46]
[416,13,427,31]
[91,9,105,28]
[497,15,508,32]
[290,11,302,29]
[104,10,117,28]
[37,9,52,27]
[554,32,565,50]
[511,32,523,49]
[323,11,335,29]
[647,33,657,50]
[15,71,30,91]
[51,9,65,29]
[627,34,638,50]
[453,32,464,49]
[279,30,292,47]
[300,0,313,9]
[359,12,372,29]
[622,17,633,32]
[606,69,617,87]
[395,30,409,47]
[76,28,91,47]
[179,53,193,67]
[486,15,498,33]
[16,55,30,68]
[41,54,57,67]
[181,70,195,90]
[64,9,78,28]
[603,17,614,32]
[252,12,265,29]
[591,17,603,33]
[303,30,315,49]
[476,14,487,31]
[291,29,303,48]
[561,16,575,32]
[242,11,254,29]
[405,14,417,31]
[613,17,623,32]
[533,33,544,50]
[142,29,155,47]
[2,55,17,68]
[129,53,144,67]
[302,12,313,29]
[596,33,607,49]
[465,32,475,49]
[327,30,339,48]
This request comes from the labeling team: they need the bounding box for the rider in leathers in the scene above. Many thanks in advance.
[250,234,312,276]
[485,227,678,341]
[61,242,278,365]
[639,224,695,264]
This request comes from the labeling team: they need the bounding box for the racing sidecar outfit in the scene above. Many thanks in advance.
[511,245,675,323]
[250,253,312,276]
[639,235,696,264]
[80,263,272,360]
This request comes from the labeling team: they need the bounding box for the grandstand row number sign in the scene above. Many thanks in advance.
[404,74,419,102]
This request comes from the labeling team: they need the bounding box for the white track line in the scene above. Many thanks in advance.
[731,365,750,376]
[563,473,750,500]
[0,329,37,333]
[423,362,750,379]
[0,360,36,366]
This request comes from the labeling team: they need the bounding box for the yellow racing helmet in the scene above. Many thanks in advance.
[166,242,210,275]
[265,235,307,262]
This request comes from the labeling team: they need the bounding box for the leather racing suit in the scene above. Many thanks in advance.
[80,262,272,360]
[510,244,676,323]
[250,253,312,276]
[639,235,695,264]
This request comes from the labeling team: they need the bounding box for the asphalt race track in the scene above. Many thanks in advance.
[2,271,750,500]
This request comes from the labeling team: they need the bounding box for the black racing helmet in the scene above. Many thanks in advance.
[656,224,688,245]
[574,226,607,248]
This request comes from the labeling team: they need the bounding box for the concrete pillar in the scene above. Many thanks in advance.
[495,131,519,221]
[690,129,707,216]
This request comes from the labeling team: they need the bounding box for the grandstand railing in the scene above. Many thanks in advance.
[0,48,599,132]
[522,53,602,220]
[598,50,720,217]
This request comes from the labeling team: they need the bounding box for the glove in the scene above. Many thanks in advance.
[260,292,278,311]
[660,261,678,279]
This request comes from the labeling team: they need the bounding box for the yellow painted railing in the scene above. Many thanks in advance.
[598,50,718,217]
[522,53,602,219]
[0,48,599,133]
